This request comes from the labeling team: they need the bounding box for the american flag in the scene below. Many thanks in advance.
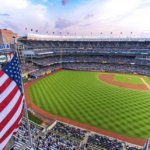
[0,53,24,149]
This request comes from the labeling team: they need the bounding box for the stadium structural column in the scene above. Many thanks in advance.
[60,48,63,68]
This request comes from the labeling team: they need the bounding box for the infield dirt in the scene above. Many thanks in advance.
[99,74,149,91]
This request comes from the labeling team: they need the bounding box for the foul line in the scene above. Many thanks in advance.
[140,78,150,90]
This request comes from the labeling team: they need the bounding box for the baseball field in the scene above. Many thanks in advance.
[28,70,150,138]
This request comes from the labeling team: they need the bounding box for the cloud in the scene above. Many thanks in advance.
[0,14,10,16]
[0,0,150,36]
[0,0,29,10]
[3,20,19,30]
[0,0,54,35]
[55,17,75,29]
[64,0,150,36]
[84,14,94,19]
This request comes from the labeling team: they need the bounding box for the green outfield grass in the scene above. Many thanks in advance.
[114,74,143,84]
[28,70,150,138]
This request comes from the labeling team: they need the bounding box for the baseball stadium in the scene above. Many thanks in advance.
[1,0,150,149]
[9,34,149,149]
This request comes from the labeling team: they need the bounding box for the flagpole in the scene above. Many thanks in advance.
[146,139,149,150]
[14,39,34,149]
[22,91,34,149]
[18,53,34,149]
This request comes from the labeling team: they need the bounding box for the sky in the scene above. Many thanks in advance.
[0,0,150,37]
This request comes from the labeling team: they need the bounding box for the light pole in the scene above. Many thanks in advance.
[12,36,16,51]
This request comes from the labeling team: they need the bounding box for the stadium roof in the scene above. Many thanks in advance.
[19,34,150,42]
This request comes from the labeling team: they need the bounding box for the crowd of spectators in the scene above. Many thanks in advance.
[87,134,142,150]
[27,64,60,79]
[52,122,86,141]
[11,120,143,150]
[32,55,150,67]
[28,121,87,150]
[63,62,150,76]
[34,131,79,150]
[31,48,150,56]
[33,57,60,66]
[87,134,123,150]
[22,39,150,51]
[21,61,150,79]
[19,53,150,82]
[20,63,38,74]
[20,40,150,77]
[23,53,150,77]
[53,49,150,56]
[24,49,150,60]
[12,118,43,150]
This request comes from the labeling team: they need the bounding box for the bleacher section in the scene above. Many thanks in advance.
[18,36,150,77]
[12,119,143,150]
[12,118,43,150]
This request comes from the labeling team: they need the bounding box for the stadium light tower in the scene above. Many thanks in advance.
[110,32,113,40]
[130,32,133,39]
[60,48,63,69]
[119,32,123,40]
[100,32,103,39]
[12,36,16,50]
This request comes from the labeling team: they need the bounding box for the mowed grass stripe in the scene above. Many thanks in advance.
[29,70,150,138]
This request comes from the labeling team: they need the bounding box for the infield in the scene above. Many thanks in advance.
[114,74,143,84]
[28,70,150,138]
[100,73,149,90]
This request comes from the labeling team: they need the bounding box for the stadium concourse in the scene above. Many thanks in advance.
[16,34,150,149]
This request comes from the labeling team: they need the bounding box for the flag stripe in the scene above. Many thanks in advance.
[0,90,21,122]
[0,77,12,94]
[0,70,4,77]
[0,128,18,150]
[0,81,16,103]
[0,111,22,142]
[0,86,19,112]
[0,99,23,138]
[0,73,8,87]
[0,95,23,131]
